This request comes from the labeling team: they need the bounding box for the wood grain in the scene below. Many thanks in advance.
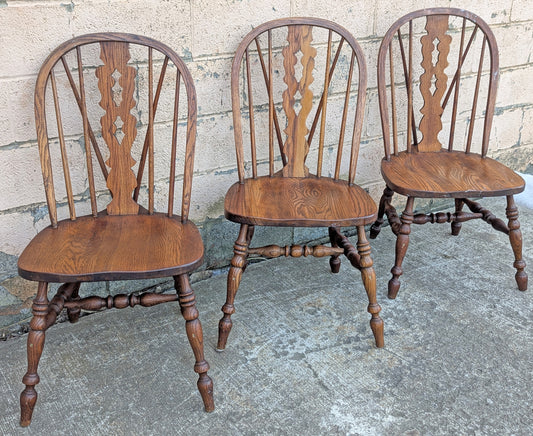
[18,214,204,282]
[381,150,525,198]
[225,176,377,227]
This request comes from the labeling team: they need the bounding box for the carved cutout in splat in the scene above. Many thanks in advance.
[418,15,452,152]
[96,42,139,215]
[282,25,316,177]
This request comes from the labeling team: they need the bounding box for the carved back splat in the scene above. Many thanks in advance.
[96,42,139,215]
[231,18,367,184]
[281,25,316,177]
[377,8,499,160]
[418,15,451,152]
[34,33,198,227]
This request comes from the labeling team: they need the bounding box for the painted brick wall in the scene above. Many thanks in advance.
[1,0,532,332]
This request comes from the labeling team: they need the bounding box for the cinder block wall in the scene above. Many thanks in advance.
[1,0,532,333]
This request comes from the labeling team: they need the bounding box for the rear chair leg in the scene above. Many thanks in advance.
[175,275,214,412]
[370,186,394,239]
[20,282,49,427]
[451,199,464,236]
[506,195,528,291]
[66,282,81,323]
[328,226,341,273]
[389,196,414,299]
[217,224,250,351]
[356,226,384,348]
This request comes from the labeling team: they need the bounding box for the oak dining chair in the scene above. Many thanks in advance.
[369,8,527,298]
[17,33,214,426]
[216,17,384,352]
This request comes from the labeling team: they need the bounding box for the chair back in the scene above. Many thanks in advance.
[35,33,197,227]
[231,18,367,184]
[377,8,499,159]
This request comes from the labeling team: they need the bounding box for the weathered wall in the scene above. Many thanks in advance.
[1,0,532,334]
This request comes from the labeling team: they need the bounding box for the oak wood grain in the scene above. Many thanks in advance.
[18,214,203,282]
[225,176,377,227]
[381,150,525,198]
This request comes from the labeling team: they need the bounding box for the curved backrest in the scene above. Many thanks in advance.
[377,8,499,160]
[231,17,367,185]
[35,33,197,227]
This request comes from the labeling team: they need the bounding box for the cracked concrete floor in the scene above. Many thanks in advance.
[1,198,532,435]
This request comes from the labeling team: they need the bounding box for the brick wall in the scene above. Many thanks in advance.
[1,0,532,333]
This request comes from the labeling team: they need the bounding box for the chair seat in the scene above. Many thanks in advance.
[18,214,204,282]
[381,150,525,198]
[224,176,377,227]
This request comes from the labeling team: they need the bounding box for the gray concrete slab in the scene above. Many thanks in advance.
[1,198,532,435]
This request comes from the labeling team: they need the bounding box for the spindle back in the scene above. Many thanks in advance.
[35,33,197,227]
[231,17,367,184]
[377,8,499,160]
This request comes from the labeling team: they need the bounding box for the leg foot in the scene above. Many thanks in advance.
[20,282,49,427]
[388,197,414,299]
[370,186,394,239]
[175,275,214,412]
[506,196,528,291]
[356,226,384,348]
[217,224,250,351]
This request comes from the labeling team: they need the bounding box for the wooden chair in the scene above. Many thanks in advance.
[17,33,214,426]
[216,18,384,352]
[369,8,528,298]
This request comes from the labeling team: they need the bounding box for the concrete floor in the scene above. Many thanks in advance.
[1,197,532,435]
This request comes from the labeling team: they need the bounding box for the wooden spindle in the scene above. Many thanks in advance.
[442,26,478,111]
[255,38,286,166]
[268,30,274,176]
[336,51,354,180]
[135,56,169,202]
[308,38,345,145]
[168,70,181,217]
[389,43,398,156]
[448,18,466,151]
[76,47,97,216]
[466,35,486,154]
[245,49,258,178]
[348,52,364,185]
[317,30,332,178]
[50,69,75,220]
[406,21,413,153]
[61,57,108,180]
[148,48,155,213]
[397,29,418,147]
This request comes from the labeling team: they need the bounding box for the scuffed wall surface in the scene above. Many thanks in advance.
[1,0,532,331]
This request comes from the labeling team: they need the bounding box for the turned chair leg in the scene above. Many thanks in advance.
[356,226,384,347]
[451,199,464,236]
[506,195,528,291]
[175,275,214,412]
[388,196,415,299]
[328,226,341,273]
[20,282,49,427]
[66,282,81,323]
[370,186,394,239]
[217,223,250,351]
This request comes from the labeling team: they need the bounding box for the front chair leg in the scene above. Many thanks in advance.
[175,275,214,412]
[217,223,250,351]
[20,282,49,427]
[356,226,384,348]
[506,195,528,291]
[388,196,415,299]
